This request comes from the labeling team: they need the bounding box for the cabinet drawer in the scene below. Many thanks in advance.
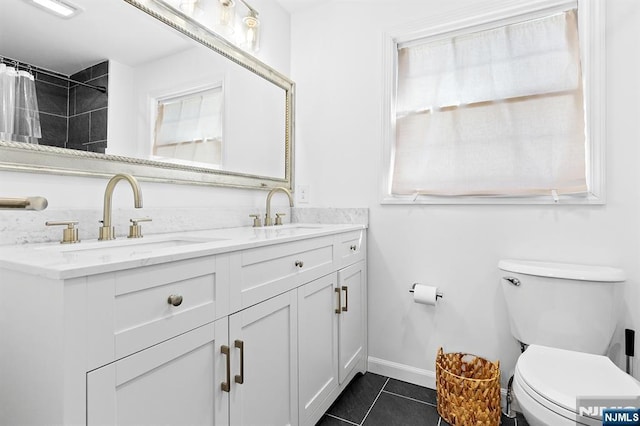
[112,257,220,359]
[336,230,365,268]
[231,236,335,310]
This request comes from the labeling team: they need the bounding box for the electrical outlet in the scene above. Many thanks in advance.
[297,185,309,204]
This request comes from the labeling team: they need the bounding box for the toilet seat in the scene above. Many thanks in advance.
[514,345,640,425]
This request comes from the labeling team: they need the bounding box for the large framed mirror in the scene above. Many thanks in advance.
[0,0,293,190]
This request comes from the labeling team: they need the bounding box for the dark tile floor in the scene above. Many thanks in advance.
[316,372,530,426]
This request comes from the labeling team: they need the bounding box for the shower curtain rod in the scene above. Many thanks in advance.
[0,57,107,94]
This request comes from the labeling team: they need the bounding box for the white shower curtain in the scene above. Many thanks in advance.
[0,63,41,144]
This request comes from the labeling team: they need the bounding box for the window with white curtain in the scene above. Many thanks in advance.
[383,0,605,204]
[153,85,223,168]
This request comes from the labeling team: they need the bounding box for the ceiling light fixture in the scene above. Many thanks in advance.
[25,0,81,18]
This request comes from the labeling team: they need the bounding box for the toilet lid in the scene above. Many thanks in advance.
[516,345,640,414]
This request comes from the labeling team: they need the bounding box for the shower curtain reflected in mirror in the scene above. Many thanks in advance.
[0,63,41,144]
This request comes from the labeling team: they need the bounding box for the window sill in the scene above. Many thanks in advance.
[380,193,605,205]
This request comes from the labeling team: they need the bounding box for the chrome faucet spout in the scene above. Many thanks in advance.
[265,186,293,226]
[99,173,143,240]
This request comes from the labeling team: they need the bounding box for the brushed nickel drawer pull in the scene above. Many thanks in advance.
[342,286,348,312]
[234,340,244,384]
[167,294,183,307]
[295,260,304,268]
[335,287,341,314]
[221,345,230,392]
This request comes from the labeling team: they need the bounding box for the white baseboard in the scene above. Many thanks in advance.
[367,356,436,389]
[367,356,521,414]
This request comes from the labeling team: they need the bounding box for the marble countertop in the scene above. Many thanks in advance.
[0,223,366,280]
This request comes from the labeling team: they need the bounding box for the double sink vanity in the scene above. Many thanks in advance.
[0,219,367,426]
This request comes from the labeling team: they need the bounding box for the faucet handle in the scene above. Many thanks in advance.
[275,213,286,226]
[249,214,262,227]
[128,217,152,239]
[46,220,80,244]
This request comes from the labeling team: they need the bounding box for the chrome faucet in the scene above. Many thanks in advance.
[99,173,143,240]
[265,186,293,226]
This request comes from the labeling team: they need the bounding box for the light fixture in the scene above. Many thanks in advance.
[215,0,236,36]
[25,0,81,18]
[238,0,260,52]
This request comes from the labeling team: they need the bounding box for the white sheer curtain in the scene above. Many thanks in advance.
[393,10,586,196]
[0,64,42,144]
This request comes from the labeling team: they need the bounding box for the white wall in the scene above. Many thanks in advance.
[291,0,640,385]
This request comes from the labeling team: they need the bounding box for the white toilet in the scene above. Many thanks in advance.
[499,259,640,426]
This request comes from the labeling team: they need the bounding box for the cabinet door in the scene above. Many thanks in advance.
[298,273,339,426]
[87,319,229,426]
[229,291,298,426]
[338,261,365,384]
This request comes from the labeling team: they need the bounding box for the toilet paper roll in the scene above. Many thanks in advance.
[413,284,439,306]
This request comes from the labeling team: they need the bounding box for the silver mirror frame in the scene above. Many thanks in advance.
[0,0,294,191]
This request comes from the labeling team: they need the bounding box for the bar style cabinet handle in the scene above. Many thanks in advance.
[341,286,349,312]
[335,287,342,314]
[221,345,231,392]
[234,340,245,384]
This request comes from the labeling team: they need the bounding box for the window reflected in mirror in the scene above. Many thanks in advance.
[153,84,223,168]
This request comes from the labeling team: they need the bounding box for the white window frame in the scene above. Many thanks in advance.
[149,78,227,169]
[381,0,605,205]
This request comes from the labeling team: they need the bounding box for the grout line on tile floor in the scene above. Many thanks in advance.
[359,377,390,425]
[380,389,438,407]
[324,413,360,426]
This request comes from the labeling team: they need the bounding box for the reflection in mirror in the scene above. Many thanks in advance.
[0,0,293,189]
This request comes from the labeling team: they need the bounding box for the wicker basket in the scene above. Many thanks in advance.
[436,347,501,426]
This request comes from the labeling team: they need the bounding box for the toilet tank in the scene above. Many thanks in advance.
[498,259,625,355]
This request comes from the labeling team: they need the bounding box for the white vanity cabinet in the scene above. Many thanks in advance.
[0,225,366,426]
[298,229,367,426]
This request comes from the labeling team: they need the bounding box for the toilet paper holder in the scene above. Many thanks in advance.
[409,283,444,299]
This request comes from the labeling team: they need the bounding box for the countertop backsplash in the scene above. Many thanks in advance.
[0,207,368,246]
[291,207,368,226]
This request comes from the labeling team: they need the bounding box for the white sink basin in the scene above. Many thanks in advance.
[38,237,226,258]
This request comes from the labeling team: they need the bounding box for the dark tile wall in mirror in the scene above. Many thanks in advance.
[68,62,109,153]
[4,58,109,154]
